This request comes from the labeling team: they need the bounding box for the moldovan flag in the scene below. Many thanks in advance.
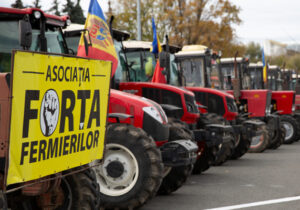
[262,48,267,83]
[151,18,166,83]
[77,0,118,77]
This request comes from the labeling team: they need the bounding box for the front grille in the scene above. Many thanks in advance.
[142,87,184,118]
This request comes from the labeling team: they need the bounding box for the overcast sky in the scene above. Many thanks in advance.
[231,0,300,45]
[1,0,300,45]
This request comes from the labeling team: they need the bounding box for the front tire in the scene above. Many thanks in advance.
[281,115,300,144]
[157,120,193,195]
[248,124,269,153]
[95,123,163,209]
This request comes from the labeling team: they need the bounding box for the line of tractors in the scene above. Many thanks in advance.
[1,6,300,210]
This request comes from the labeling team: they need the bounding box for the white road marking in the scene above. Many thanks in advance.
[205,196,300,210]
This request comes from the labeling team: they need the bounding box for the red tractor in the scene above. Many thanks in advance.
[280,69,300,112]
[246,63,300,144]
[64,26,198,209]
[0,7,101,209]
[219,58,288,149]
[172,45,267,154]
[116,38,235,170]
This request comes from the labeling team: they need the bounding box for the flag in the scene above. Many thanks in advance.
[77,0,118,77]
[151,60,166,83]
[150,18,165,83]
[262,48,267,83]
[151,18,162,54]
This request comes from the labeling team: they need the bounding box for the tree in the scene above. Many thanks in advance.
[245,42,262,62]
[109,0,159,41]
[62,0,85,24]
[11,0,25,8]
[109,0,244,57]
[49,0,60,16]
[269,54,300,72]
[62,0,75,17]
[32,0,41,8]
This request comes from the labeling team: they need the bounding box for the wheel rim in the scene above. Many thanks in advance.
[282,122,294,141]
[250,134,263,148]
[234,134,241,148]
[95,143,139,197]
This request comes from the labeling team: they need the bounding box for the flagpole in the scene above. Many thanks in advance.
[137,0,141,40]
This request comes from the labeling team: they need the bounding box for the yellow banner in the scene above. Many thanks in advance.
[7,51,111,185]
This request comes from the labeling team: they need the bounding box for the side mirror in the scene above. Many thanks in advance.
[19,19,32,50]
[159,51,170,68]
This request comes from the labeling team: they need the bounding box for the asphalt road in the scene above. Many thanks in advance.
[141,141,300,210]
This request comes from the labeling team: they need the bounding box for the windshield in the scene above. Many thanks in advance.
[220,63,236,90]
[268,70,283,91]
[119,50,156,82]
[114,40,127,82]
[65,36,80,54]
[0,20,66,72]
[169,54,180,86]
[177,58,205,87]
[247,67,263,89]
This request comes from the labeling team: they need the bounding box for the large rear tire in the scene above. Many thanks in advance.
[157,120,193,195]
[248,124,269,153]
[230,134,250,159]
[57,168,101,210]
[94,123,163,209]
[231,119,256,159]
[7,168,101,210]
[281,115,300,144]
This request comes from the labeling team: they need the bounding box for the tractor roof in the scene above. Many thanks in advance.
[123,40,152,50]
[0,7,69,28]
[268,65,280,70]
[220,57,244,63]
[64,24,130,41]
[122,40,181,54]
[248,62,264,68]
[175,45,210,57]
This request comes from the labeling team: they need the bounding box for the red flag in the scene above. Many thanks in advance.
[151,60,166,83]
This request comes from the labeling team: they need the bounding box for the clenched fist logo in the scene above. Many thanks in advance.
[40,90,59,136]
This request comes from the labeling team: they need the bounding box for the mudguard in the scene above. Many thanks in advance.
[160,140,198,167]
[193,124,233,147]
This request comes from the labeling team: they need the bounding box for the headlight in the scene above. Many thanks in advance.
[143,107,163,123]
[34,11,41,19]
[292,104,295,112]
[265,105,271,115]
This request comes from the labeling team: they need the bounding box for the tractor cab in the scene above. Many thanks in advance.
[174,45,214,88]
[0,7,70,73]
[247,62,295,115]
[174,45,240,121]
[268,65,283,91]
